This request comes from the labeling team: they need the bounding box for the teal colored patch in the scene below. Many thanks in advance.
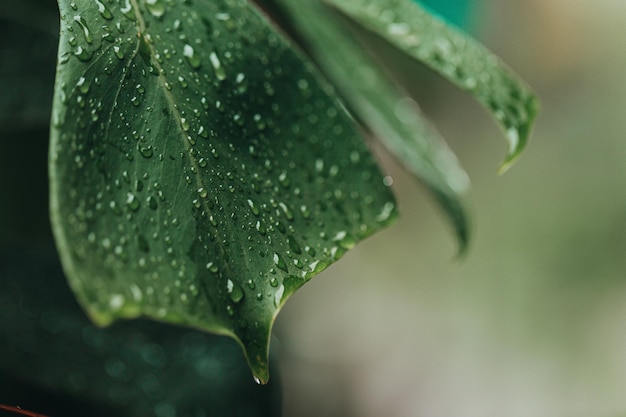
[416,0,475,29]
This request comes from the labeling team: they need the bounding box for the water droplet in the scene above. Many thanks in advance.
[76,76,89,94]
[247,199,260,216]
[278,171,289,188]
[235,72,248,94]
[206,262,219,273]
[376,202,395,223]
[273,252,288,272]
[197,125,209,138]
[73,15,93,44]
[126,193,140,211]
[95,0,113,20]
[183,44,201,69]
[278,202,294,220]
[74,45,93,62]
[139,146,154,158]
[227,279,245,303]
[209,51,226,81]
[145,0,165,17]
[113,45,125,60]
[274,284,285,307]
[333,230,356,250]
[120,0,136,21]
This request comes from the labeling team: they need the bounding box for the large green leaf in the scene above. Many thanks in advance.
[49,0,396,383]
[265,0,471,250]
[322,0,539,173]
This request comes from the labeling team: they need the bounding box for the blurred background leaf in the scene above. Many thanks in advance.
[0,250,282,417]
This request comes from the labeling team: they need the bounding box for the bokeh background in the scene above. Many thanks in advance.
[276,1,626,416]
[1,0,626,416]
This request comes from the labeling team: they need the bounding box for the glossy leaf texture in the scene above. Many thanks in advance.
[49,0,397,383]
[266,0,471,250]
[323,0,540,173]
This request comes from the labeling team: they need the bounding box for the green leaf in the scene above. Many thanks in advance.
[267,0,471,249]
[322,0,540,173]
[49,0,396,383]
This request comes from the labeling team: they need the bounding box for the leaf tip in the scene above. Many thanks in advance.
[497,95,540,175]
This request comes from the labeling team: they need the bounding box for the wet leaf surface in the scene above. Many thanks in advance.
[49,0,396,382]
[323,0,539,172]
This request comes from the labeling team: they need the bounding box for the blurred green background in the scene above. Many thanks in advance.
[2,0,626,416]
[275,1,626,416]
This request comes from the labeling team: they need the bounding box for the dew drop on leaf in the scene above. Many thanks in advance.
[73,15,93,44]
[95,0,113,20]
[145,0,166,18]
[74,45,93,62]
[209,51,226,81]
[183,44,201,69]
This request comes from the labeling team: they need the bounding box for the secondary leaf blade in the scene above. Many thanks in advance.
[323,0,540,172]
[267,0,471,249]
[50,0,396,383]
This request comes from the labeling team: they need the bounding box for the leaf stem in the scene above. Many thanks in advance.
[0,404,50,417]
